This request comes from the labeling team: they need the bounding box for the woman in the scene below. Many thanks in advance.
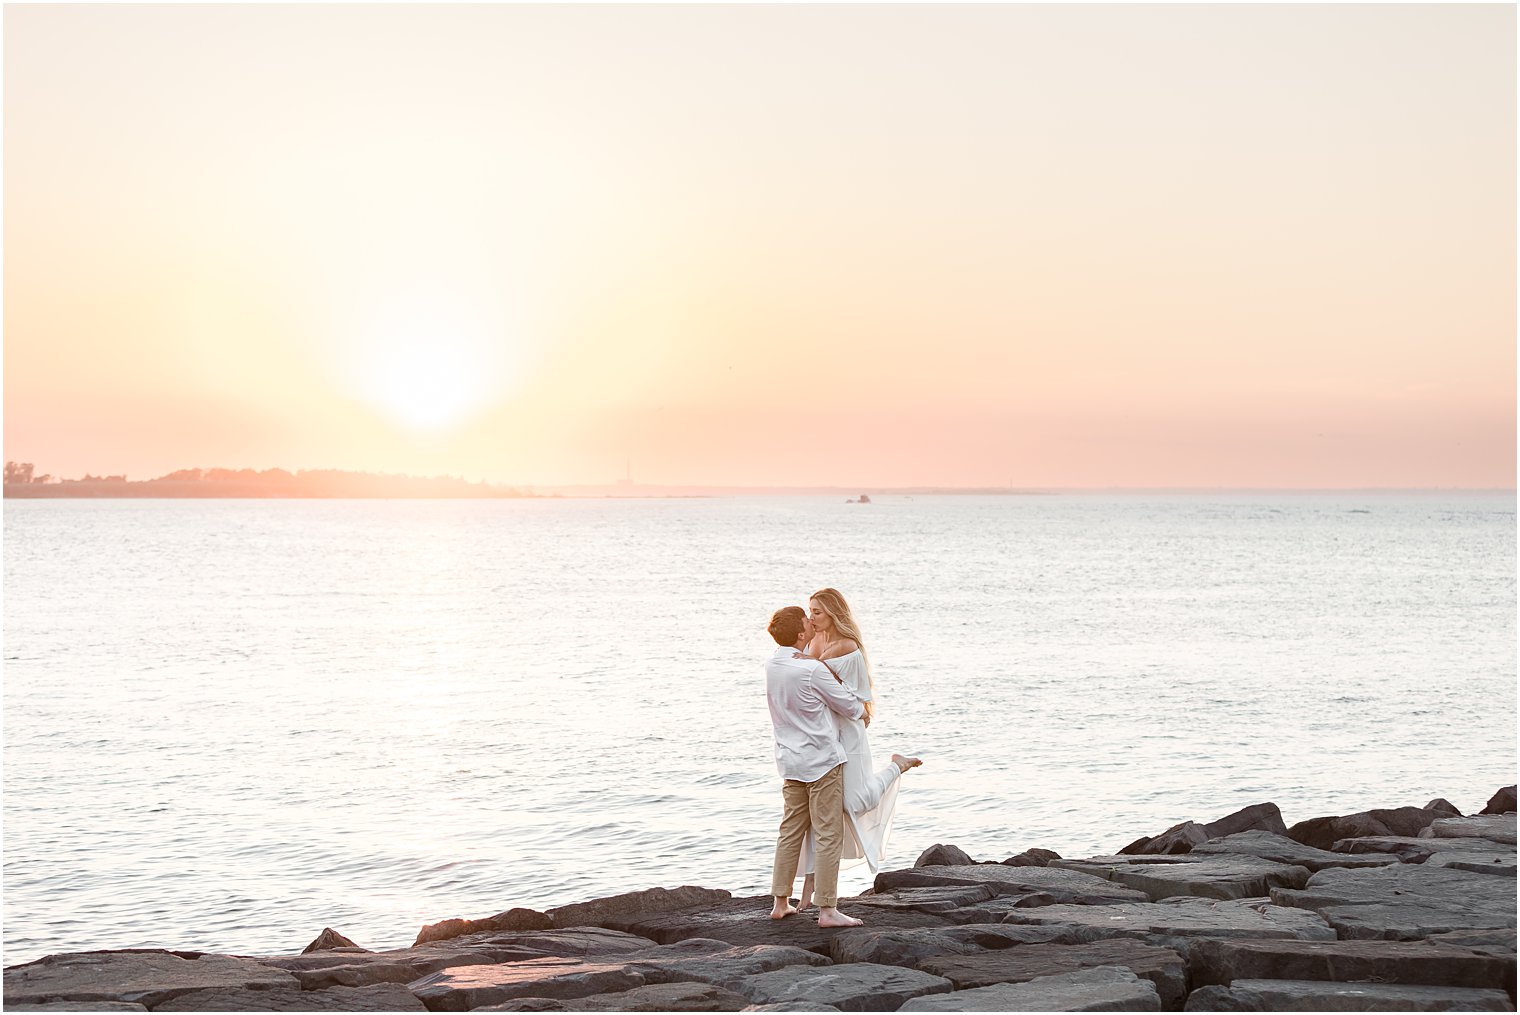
[797,587,922,910]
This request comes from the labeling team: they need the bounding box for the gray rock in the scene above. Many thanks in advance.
[1183,978,1513,1011]
[1187,938,1517,993]
[875,865,1150,906]
[828,924,1122,966]
[1426,929,1518,955]
[302,928,366,953]
[1423,815,1517,846]
[916,844,974,867]
[4,1005,147,1012]
[547,887,732,931]
[1204,803,1290,840]
[900,966,1161,1011]
[1480,786,1516,815]
[415,908,553,945]
[623,938,831,985]
[845,884,997,917]
[1,951,297,1009]
[1051,855,1312,902]
[915,939,1187,1009]
[731,962,952,1011]
[999,899,1335,945]
[1191,831,1399,873]
[1425,798,1464,817]
[409,958,650,1011]
[1002,849,1061,867]
[477,981,753,1011]
[1270,863,1518,940]
[153,983,426,1011]
[608,894,954,956]
[1425,850,1517,878]
[1287,806,1448,851]
[1142,822,1211,855]
[1332,835,1511,863]
[741,1005,841,1012]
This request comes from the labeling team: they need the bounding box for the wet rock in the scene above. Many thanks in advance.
[607,894,954,956]
[1480,786,1516,815]
[1,951,296,1009]
[1425,798,1463,817]
[828,924,1123,966]
[899,966,1162,1011]
[1190,831,1399,873]
[1187,938,1516,993]
[1286,806,1447,851]
[302,928,366,954]
[875,865,1149,906]
[915,939,1187,1009]
[415,908,553,945]
[1002,848,1061,867]
[409,958,650,1011]
[1422,815,1517,846]
[547,887,732,931]
[154,983,425,1011]
[916,844,974,867]
[1270,863,1517,940]
[477,981,752,1011]
[1203,803,1289,840]
[1051,855,1312,902]
[999,899,1335,946]
[730,962,952,1011]
[1183,978,1513,1011]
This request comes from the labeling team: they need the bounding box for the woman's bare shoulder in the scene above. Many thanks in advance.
[824,638,861,659]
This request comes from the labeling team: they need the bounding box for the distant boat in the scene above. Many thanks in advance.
[846,493,872,504]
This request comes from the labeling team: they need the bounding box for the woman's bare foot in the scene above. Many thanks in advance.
[768,898,797,920]
[798,873,815,911]
[817,906,864,928]
[893,753,923,773]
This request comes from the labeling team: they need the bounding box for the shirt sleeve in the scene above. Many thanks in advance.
[809,664,865,721]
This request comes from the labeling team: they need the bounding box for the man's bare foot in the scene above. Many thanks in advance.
[768,899,797,920]
[893,753,923,773]
[817,906,864,928]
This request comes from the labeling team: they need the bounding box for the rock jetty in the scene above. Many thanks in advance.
[6,788,1516,1012]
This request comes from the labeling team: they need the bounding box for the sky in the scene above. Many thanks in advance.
[4,4,1515,488]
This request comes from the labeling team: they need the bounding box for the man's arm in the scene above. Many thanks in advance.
[809,664,865,721]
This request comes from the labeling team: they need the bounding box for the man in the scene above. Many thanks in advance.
[764,605,866,928]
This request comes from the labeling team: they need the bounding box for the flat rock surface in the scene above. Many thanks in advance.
[1183,977,1514,1011]
[875,865,1149,905]
[1270,863,1518,940]
[1426,815,1517,845]
[609,894,955,956]
[845,885,997,916]
[1191,832,1399,872]
[1424,850,1517,878]
[1000,899,1335,943]
[2,951,296,1009]
[1188,938,1517,993]
[828,924,1124,966]
[410,958,652,1011]
[4,1005,148,1012]
[740,1004,842,1012]
[1332,835,1512,862]
[899,966,1162,1011]
[153,983,426,1011]
[476,981,753,1011]
[915,939,1187,1009]
[548,888,733,931]
[622,938,830,984]
[731,962,952,1012]
[1051,856,1312,901]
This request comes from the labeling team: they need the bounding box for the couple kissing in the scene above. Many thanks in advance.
[763,588,922,927]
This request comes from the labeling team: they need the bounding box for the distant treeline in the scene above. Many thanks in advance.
[3,462,531,498]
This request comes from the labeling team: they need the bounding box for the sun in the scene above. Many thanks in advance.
[346,291,513,433]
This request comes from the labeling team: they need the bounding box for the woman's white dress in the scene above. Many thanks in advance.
[798,650,904,875]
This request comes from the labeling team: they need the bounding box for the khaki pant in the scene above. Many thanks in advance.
[770,763,845,908]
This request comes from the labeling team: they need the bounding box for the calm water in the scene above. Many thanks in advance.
[4,494,1515,964]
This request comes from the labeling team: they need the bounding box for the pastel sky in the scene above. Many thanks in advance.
[5,4,1514,488]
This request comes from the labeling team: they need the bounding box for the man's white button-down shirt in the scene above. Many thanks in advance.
[765,644,866,783]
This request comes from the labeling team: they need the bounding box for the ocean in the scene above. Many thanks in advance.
[3,493,1514,964]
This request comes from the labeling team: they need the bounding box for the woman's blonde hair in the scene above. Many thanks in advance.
[811,587,876,723]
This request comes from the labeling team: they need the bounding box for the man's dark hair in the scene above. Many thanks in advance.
[768,606,806,646]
